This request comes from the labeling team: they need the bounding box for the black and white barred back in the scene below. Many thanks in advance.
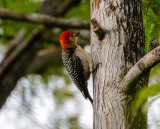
[62,47,91,101]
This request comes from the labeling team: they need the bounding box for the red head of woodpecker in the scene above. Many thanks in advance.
[59,31,80,50]
[59,31,93,105]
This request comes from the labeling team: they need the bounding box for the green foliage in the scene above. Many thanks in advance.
[0,0,41,45]
[53,87,74,104]
[142,0,160,53]
[0,0,41,12]
[68,116,81,129]
[136,83,160,109]
[149,63,160,79]
[65,0,90,21]
[135,64,160,112]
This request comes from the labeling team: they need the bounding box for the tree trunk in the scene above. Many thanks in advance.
[91,0,148,128]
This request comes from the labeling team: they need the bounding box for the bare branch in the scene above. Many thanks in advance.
[38,0,82,18]
[0,30,43,109]
[120,45,160,93]
[0,29,38,75]
[147,0,153,13]
[38,0,81,17]
[27,47,62,73]
[4,28,27,58]
[0,8,90,29]
[150,38,159,51]
[0,34,13,39]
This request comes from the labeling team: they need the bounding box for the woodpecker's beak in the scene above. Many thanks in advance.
[74,32,80,37]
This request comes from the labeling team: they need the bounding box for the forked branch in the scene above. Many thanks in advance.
[120,45,160,93]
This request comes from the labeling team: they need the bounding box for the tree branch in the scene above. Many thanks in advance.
[4,28,27,59]
[27,47,62,73]
[150,38,159,51]
[120,45,160,93]
[0,8,90,29]
[0,30,43,109]
[38,0,81,17]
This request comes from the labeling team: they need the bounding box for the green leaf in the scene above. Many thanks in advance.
[65,0,90,21]
[53,88,74,104]
[135,83,160,110]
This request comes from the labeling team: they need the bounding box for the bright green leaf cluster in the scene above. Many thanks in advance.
[65,0,90,21]
[0,0,41,12]
[136,83,160,109]
[143,0,160,53]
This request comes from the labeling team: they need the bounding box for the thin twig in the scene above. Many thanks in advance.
[147,0,153,13]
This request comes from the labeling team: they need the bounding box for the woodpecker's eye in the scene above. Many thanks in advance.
[70,34,73,37]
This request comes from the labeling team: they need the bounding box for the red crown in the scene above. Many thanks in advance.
[59,31,73,50]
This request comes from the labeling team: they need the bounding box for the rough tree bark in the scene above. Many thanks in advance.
[91,0,149,128]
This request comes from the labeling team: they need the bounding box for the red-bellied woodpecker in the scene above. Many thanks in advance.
[59,31,93,105]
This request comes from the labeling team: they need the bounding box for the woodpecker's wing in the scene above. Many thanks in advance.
[62,50,89,99]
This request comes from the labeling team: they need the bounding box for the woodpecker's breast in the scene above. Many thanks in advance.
[62,46,90,81]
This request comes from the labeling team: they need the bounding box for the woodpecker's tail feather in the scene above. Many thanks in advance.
[81,89,93,106]
[83,85,93,106]
[87,93,93,106]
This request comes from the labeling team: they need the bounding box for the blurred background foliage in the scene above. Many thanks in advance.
[0,0,159,129]
[143,0,160,53]
[136,0,160,108]
[0,0,92,129]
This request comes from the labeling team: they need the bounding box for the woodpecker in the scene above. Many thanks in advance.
[59,31,93,105]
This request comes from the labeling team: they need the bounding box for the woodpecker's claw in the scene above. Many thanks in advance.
[91,63,102,76]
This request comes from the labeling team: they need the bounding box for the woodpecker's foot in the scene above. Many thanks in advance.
[90,63,102,76]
